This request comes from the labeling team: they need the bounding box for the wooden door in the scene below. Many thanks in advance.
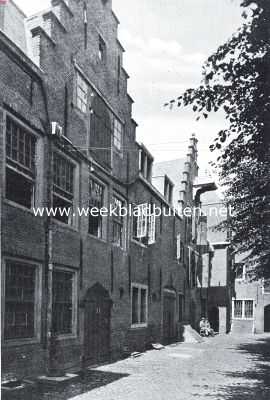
[163,292,176,344]
[264,305,270,332]
[84,283,112,365]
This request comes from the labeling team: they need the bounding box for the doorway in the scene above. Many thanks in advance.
[208,306,219,333]
[264,305,270,332]
[163,290,176,344]
[84,283,112,365]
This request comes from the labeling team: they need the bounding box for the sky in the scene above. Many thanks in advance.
[14,0,243,170]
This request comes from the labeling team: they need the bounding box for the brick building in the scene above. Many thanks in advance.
[1,0,219,382]
[231,257,270,334]
[200,189,234,334]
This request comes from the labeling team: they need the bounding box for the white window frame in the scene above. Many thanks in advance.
[133,203,156,245]
[52,266,78,339]
[113,117,123,154]
[88,176,108,240]
[235,264,247,282]
[52,149,78,228]
[131,283,148,329]
[232,298,254,320]
[176,233,181,260]
[3,111,43,213]
[112,193,126,249]
[76,72,88,113]
[262,279,270,295]
[2,257,42,346]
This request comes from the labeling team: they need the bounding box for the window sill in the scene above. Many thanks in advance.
[3,337,40,347]
[4,199,36,215]
[232,317,254,321]
[131,323,148,330]
[131,239,148,249]
[52,219,78,232]
[112,242,125,251]
[52,333,77,341]
[87,233,107,243]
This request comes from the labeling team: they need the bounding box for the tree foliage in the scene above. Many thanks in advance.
[166,0,270,278]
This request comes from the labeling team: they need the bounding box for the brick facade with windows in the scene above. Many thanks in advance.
[1,0,216,381]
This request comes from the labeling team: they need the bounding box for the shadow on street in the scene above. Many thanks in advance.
[26,370,129,400]
[212,336,270,400]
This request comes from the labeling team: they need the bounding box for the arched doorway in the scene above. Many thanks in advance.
[83,283,112,365]
[264,305,270,332]
[208,306,219,333]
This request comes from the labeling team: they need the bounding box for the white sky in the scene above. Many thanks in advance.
[14,0,243,170]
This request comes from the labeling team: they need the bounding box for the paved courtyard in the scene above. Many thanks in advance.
[37,334,270,400]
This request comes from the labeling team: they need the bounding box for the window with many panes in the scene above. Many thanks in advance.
[53,152,74,225]
[133,203,156,245]
[233,299,254,319]
[89,178,105,238]
[4,260,38,340]
[113,118,123,153]
[76,73,88,113]
[112,196,125,248]
[131,284,148,327]
[52,269,76,336]
[5,116,36,209]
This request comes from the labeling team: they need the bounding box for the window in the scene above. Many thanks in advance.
[90,94,112,168]
[133,203,156,245]
[263,279,270,294]
[233,299,254,319]
[112,196,125,247]
[190,250,196,288]
[98,36,106,62]
[117,55,121,94]
[89,179,105,238]
[4,260,38,340]
[176,234,183,261]
[139,147,153,182]
[53,152,74,225]
[131,284,148,327]
[52,269,76,336]
[164,177,173,203]
[76,73,88,113]
[5,116,36,209]
[113,118,123,152]
[235,264,246,281]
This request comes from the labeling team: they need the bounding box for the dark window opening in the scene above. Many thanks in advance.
[98,36,106,62]
[4,261,36,340]
[6,168,34,209]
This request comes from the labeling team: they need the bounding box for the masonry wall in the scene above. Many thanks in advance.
[0,39,49,379]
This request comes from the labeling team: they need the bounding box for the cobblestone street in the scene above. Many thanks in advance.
[66,334,270,400]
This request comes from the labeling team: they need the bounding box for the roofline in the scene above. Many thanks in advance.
[10,0,27,18]
[0,28,43,79]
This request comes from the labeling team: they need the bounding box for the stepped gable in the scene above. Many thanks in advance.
[152,134,198,209]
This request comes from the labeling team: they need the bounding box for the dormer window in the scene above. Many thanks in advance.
[98,36,106,62]
[164,176,173,203]
[139,146,153,182]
